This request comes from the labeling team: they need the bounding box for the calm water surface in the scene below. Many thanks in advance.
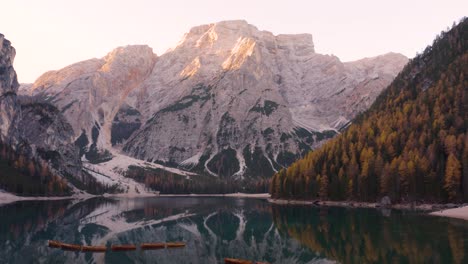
[0,197,467,264]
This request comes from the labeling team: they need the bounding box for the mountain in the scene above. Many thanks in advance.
[0,34,19,140]
[27,46,156,160]
[22,20,407,180]
[270,18,468,202]
[0,34,104,195]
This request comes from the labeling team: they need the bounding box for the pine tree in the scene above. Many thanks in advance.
[319,175,329,200]
[444,153,462,201]
[462,135,468,200]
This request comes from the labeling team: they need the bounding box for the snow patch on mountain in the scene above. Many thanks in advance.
[21,20,408,179]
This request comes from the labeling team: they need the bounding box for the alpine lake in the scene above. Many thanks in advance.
[1,197,467,263]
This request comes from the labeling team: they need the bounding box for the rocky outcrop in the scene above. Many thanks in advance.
[28,45,157,153]
[0,34,20,140]
[378,196,392,208]
[0,33,95,193]
[16,101,84,180]
[22,20,408,178]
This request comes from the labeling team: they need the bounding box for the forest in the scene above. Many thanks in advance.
[0,140,71,196]
[125,165,270,194]
[270,18,467,203]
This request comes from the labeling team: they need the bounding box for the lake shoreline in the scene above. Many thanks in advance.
[268,198,468,219]
[4,192,467,222]
[0,191,271,206]
[430,206,468,221]
[0,191,95,205]
[158,193,270,199]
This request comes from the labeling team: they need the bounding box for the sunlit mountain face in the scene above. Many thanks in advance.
[20,20,407,181]
[0,198,467,264]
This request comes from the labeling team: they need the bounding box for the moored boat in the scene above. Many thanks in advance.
[111,244,137,251]
[81,245,107,252]
[224,258,252,264]
[48,240,62,248]
[141,243,166,250]
[166,242,185,248]
[224,258,269,264]
[60,243,82,251]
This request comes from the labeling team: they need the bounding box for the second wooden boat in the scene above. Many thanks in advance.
[141,243,166,250]
[60,243,82,251]
[224,258,253,264]
[166,242,185,248]
[224,258,269,264]
[48,240,62,248]
[81,245,107,252]
[111,245,137,251]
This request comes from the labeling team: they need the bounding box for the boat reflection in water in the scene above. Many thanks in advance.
[0,197,467,263]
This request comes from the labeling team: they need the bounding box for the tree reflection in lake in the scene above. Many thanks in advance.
[272,205,468,264]
[0,198,466,263]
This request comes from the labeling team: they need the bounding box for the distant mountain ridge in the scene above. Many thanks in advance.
[21,20,407,180]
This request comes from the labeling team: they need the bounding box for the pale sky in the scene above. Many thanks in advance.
[1,0,466,83]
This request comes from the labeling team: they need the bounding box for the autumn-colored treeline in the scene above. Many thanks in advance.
[270,18,468,202]
[0,140,70,196]
[126,165,270,194]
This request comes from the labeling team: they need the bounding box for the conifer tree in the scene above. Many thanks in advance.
[444,154,462,201]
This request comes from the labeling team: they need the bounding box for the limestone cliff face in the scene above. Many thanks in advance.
[23,20,408,178]
[0,34,20,140]
[123,20,407,178]
[15,101,84,180]
[0,33,89,192]
[29,45,157,151]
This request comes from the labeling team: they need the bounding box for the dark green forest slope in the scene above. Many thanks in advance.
[270,18,468,202]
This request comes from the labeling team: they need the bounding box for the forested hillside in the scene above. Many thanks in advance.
[0,140,71,196]
[270,18,467,202]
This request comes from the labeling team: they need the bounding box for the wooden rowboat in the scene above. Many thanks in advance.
[166,242,185,248]
[48,240,62,248]
[111,245,137,251]
[141,243,166,250]
[224,258,269,264]
[81,245,107,252]
[60,243,82,251]
[224,258,253,264]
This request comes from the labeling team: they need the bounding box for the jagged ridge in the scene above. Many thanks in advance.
[21,20,407,179]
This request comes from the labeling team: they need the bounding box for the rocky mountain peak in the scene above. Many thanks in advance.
[101,45,156,72]
[185,20,255,39]
[26,44,157,150]
[19,22,408,179]
[0,34,19,94]
[346,52,408,73]
[0,33,19,139]
[276,33,315,54]
[31,45,156,94]
[175,20,315,55]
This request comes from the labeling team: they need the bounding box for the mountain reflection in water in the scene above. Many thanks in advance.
[0,197,466,264]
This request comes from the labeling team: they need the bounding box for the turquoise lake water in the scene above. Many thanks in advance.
[0,197,467,263]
